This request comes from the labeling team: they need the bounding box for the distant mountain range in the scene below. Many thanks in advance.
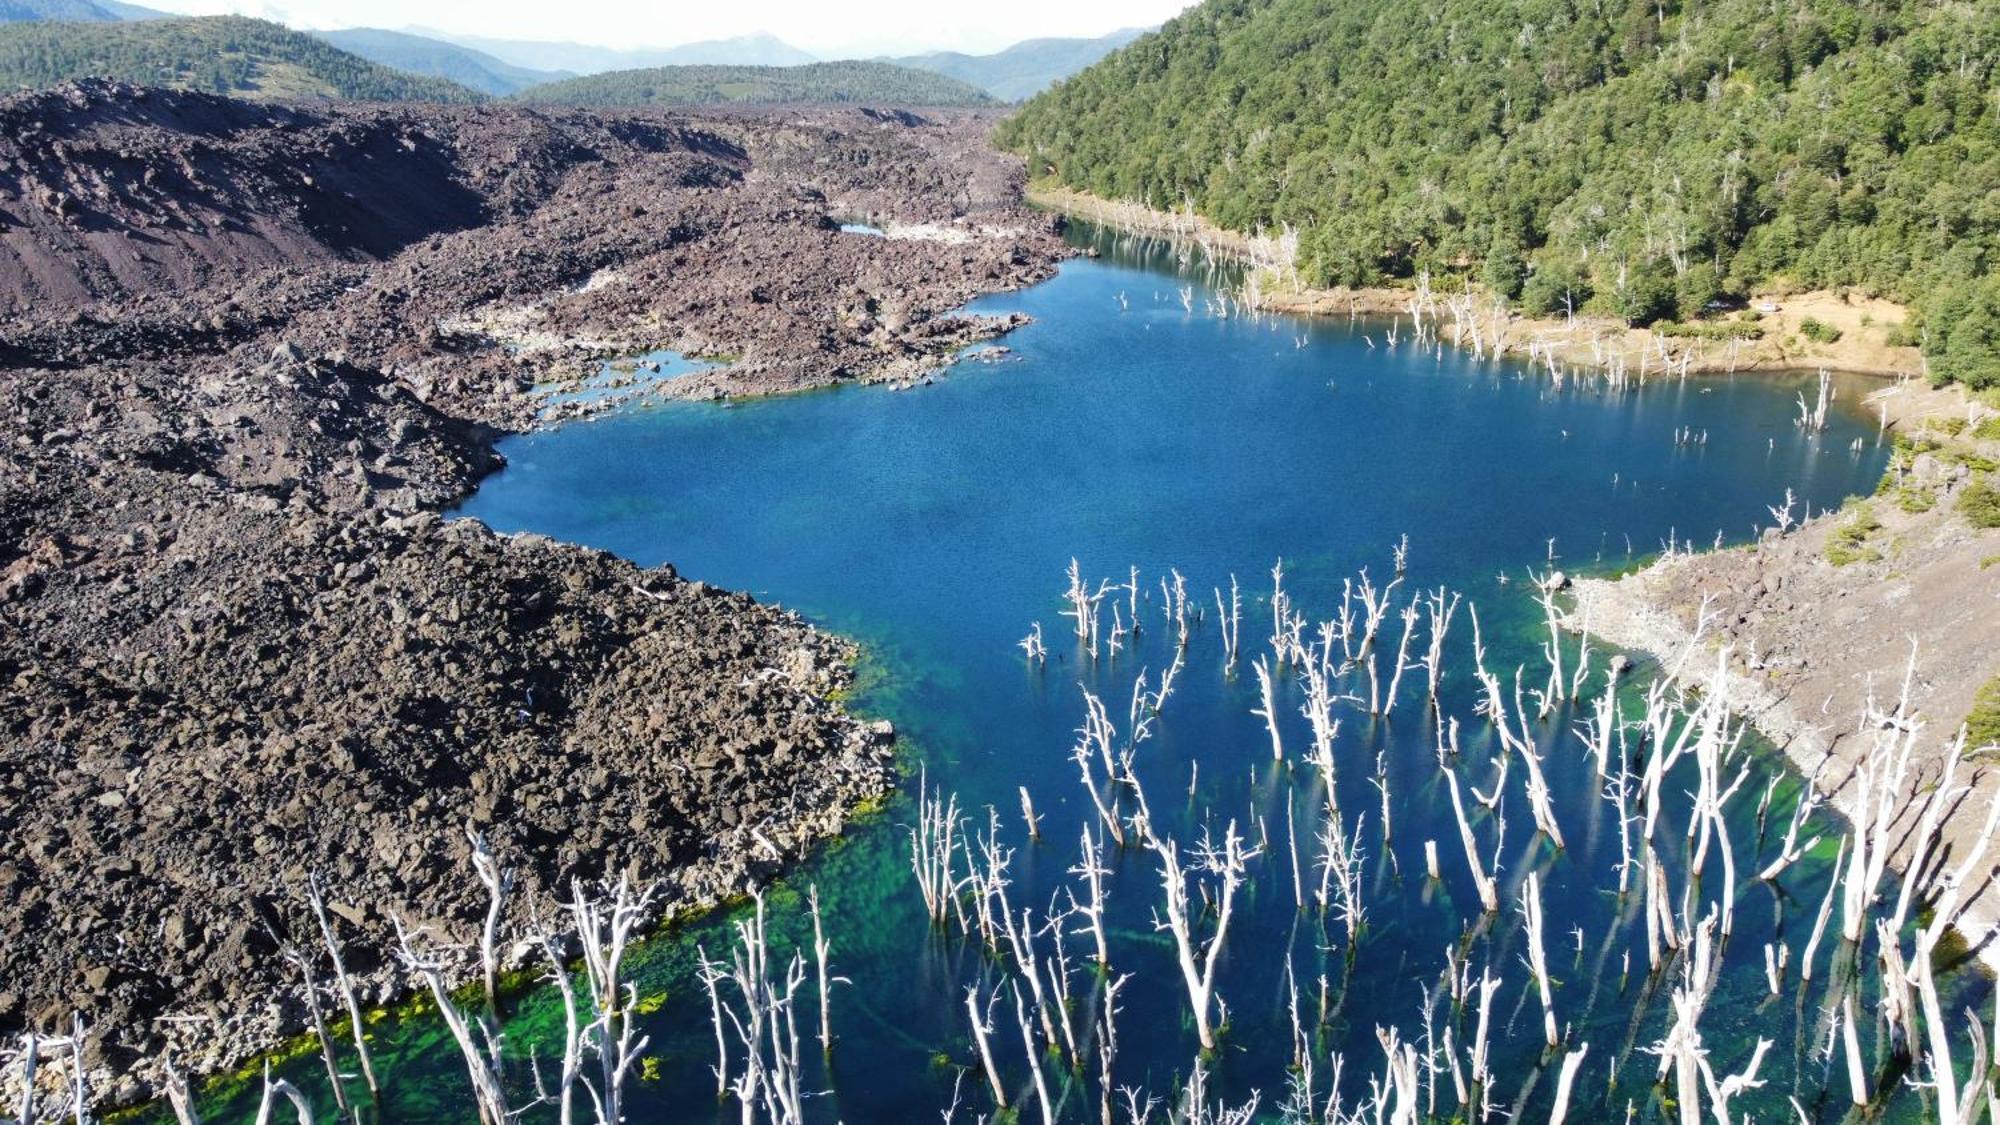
[511,60,994,109]
[0,0,163,21]
[400,27,1139,100]
[314,27,567,96]
[411,29,817,77]
[0,6,1149,106]
[887,28,1145,101]
[0,15,482,101]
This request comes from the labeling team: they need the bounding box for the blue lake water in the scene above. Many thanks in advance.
[535,349,718,411]
[179,224,1980,1122]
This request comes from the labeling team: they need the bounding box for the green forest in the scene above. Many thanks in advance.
[0,16,482,103]
[999,0,2000,387]
[512,60,994,108]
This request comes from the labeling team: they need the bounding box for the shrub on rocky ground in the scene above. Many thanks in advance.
[1969,676,2000,753]
[1959,480,2000,529]
[1825,507,1884,566]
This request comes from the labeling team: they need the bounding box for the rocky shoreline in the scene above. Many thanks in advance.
[1569,385,2000,964]
[0,81,1070,1105]
[1028,184,1930,382]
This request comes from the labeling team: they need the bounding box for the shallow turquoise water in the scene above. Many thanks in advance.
[535,348,717,410]
[182,225,1981,1122]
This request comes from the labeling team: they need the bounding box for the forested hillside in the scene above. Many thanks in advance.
[0,0,162,22]
[1000,0,2000,387]
[0,16,484,102]
[513,60,994,107]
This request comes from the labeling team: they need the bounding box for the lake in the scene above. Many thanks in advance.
[180,222,1973,1122]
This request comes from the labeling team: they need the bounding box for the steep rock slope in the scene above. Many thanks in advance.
[0,81,747,307]
[1572,387,2000,957]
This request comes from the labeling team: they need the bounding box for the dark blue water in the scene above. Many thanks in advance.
[178,225,1977,1122]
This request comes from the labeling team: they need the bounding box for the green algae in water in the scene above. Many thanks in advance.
[158,223,1984,1122]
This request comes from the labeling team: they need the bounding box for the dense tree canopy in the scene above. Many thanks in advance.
[512,61,995,108]
[0,16,483,102]
[999,0,2000,386]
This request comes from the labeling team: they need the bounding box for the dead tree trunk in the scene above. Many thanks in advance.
[306,875,380,1101]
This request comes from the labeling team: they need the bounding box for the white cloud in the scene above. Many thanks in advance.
[137,0,1192,56]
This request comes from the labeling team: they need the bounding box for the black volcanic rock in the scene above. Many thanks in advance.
[0,81,1067,1106]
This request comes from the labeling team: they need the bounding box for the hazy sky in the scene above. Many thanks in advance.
[138,0,1193,56]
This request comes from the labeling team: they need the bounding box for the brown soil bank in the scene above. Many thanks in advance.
[1571,386,2000,959]
[0,80,1068,1103]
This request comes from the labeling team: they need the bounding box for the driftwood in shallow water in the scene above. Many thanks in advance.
[1547,1043,1588,1125]
[466,825,514,1019]
[1018,621,1046,664]
[277,943,346,1117]
[1251,655,1285,762]
[1009,980,1054,1123]
[1213,574,1241,671]
[1072,823,1111,966]
[809,885,837,1057]
[699,888,819,1125]
[1314,804,1365,942]
[533,917,589,1124]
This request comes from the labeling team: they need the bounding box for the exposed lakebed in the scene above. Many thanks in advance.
[178,224,1975,1121]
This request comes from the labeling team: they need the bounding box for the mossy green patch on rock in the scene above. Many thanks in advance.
[1826,507,1885,566]
[1967,677,2000,752]
[1956,480,2000,529]
[1895,487,1937,514]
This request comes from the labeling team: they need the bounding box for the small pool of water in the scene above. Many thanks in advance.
[533,348,717,411]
